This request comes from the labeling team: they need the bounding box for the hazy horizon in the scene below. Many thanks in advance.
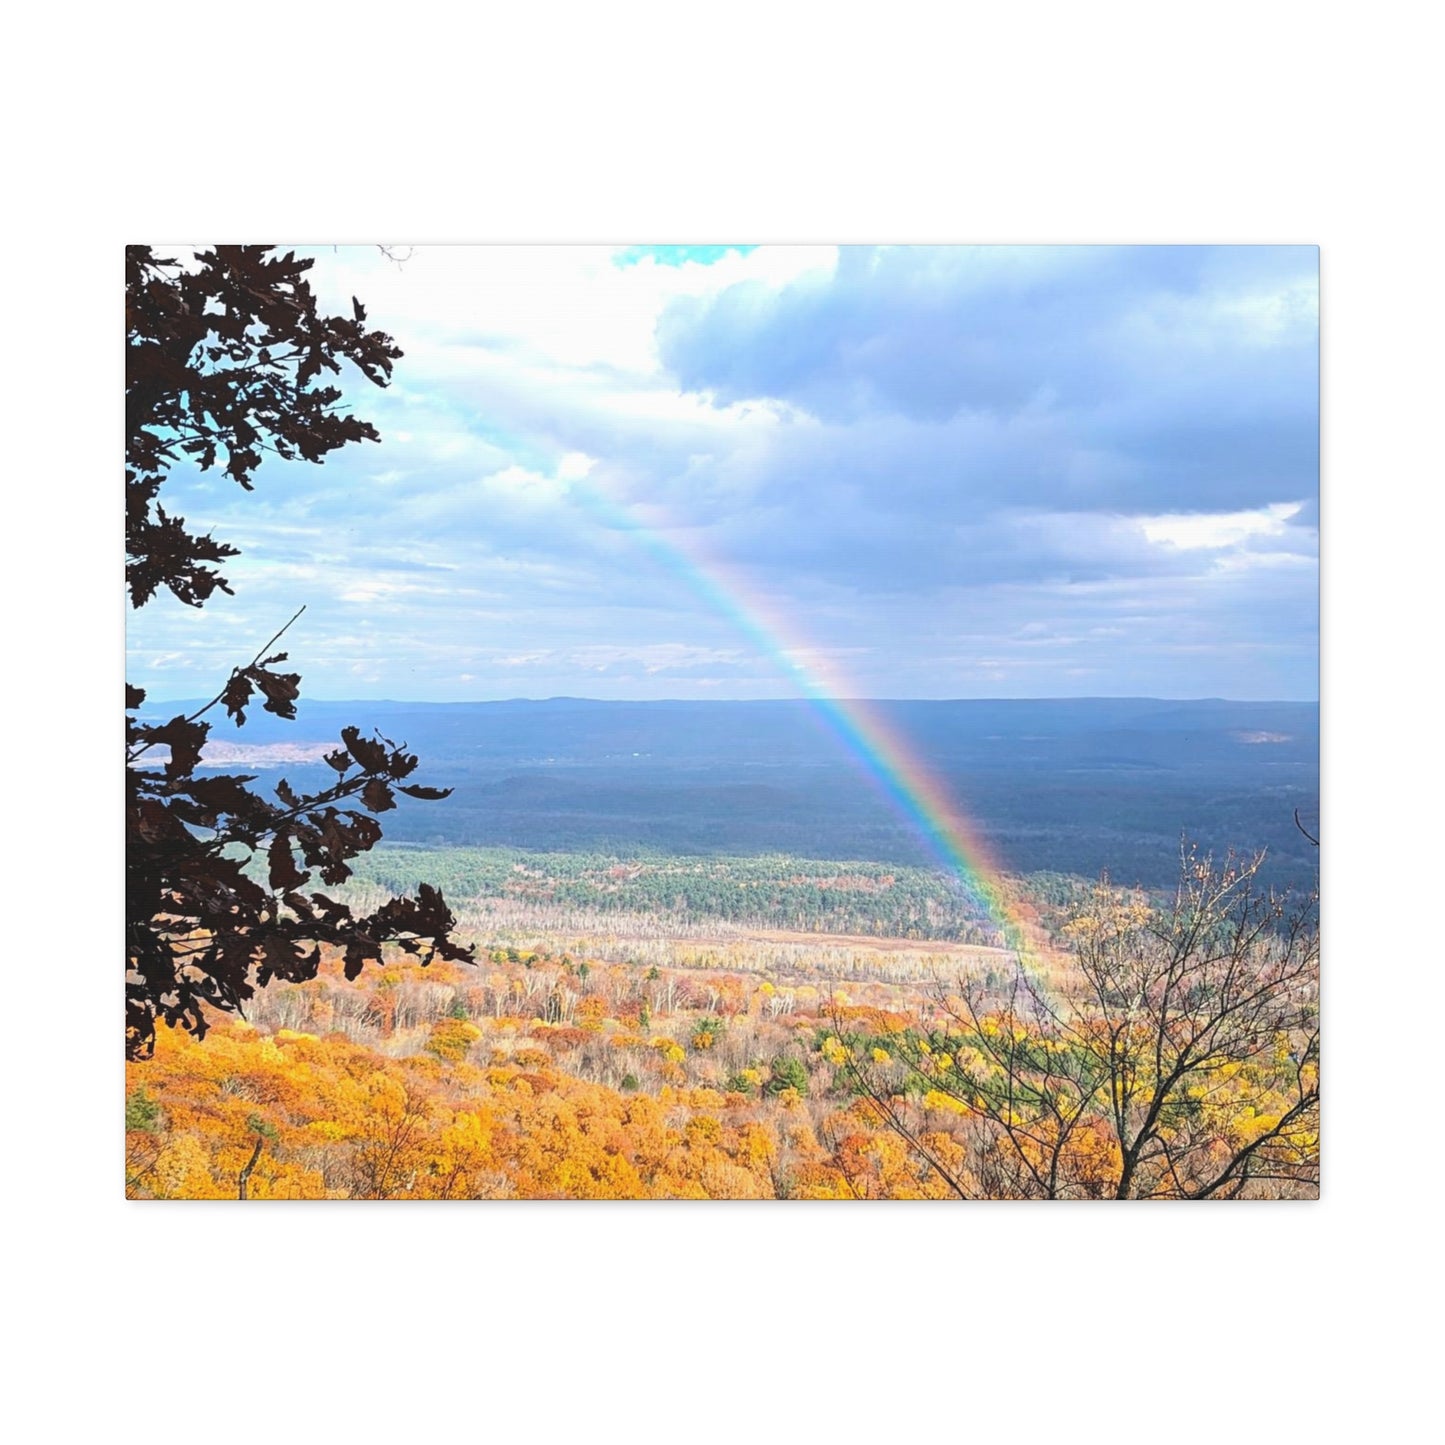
[135,689,1322,708]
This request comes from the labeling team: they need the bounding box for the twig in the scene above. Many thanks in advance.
[127,606,307,762]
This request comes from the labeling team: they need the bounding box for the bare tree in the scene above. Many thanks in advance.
[841,848,1319,1200]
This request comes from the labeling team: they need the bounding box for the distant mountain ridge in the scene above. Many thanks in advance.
[142,695,1318,749]
[132,697,1319,891]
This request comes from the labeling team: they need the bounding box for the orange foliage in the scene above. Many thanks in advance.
[119,944,1054,1200]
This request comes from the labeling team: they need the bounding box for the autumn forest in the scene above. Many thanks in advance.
[125,845,1319,1200]
[124,245,1319,1202]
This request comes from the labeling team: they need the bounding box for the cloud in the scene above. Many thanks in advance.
[659,246,1315,417]
[127,244,1318,703]
[1140,502,1304,550]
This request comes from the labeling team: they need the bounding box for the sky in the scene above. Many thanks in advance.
[128,244,1319,703]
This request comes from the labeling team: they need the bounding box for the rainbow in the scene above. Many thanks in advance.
[570,481,1042,962]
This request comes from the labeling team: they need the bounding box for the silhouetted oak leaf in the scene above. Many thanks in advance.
[253,665,301,719]
[340,725,388,773]
[221,671,257,723]
[267,834,306,892]
[361,778,396,813]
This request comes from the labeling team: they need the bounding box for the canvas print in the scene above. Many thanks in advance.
[125,244,1320,1200]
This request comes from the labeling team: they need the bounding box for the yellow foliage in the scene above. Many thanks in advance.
[923,1090,969,1116]
[424,1018,483,1063]
[152,1135,219,1199]
[686,1114,723,1145]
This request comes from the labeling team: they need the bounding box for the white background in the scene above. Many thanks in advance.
[4,2,1436,1439]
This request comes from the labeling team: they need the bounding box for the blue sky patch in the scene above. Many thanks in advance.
[613,244,758,268]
